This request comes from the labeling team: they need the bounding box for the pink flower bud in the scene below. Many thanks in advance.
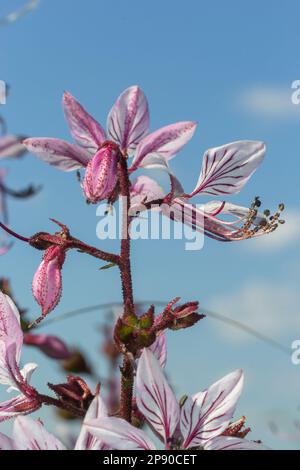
[24,333,72,360]
[32,245,65,317]
[82,142,118,204]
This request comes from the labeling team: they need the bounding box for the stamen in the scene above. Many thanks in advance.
[232,196,285,240]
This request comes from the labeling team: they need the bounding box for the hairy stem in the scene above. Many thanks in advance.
[118,155,135,422]
[68,237,120,265]
[120,356,134,422]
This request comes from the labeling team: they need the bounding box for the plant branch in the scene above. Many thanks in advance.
[117,154,135,422]
[38,394,85,418]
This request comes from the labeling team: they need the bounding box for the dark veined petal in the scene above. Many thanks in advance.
[136,349,179,446]
[107,86,149,153]
[75,394,108,450]
[204,436,269,450]
[191,141,265,197]
[0,394,41,423]
[131,121,197,170]
[85,417,156,450]
[13,416,66,450]
[149,333,167,368]
[181,369,243,448]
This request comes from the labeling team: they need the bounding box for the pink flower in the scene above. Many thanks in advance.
[85,349,267,450]
[0,291,40,421]
[24,333,71,360]
[32,245,65,318]
[23,86,196,203]
[143,140,284,241]
[0,393,108,450]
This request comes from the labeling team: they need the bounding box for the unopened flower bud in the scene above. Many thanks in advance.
[24,333,72,360]
[32,245,65,319]
[61,349,92,374]
[82,142,118,204]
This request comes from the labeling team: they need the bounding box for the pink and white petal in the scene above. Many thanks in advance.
[149,333,167,368]
[0,343,20,389]
[202,201,267,226]
[107,86,149,153]
[6,362,37,394]
[21,363,38,383]
[63,91,106,152]
[13,416,66,450]
[204,436,269,450]
[0,292,22,352]
[131,121,197,170]
[0,293,23,386]
[0,431,13,450]
[23,138,91,171]
[130,175,164,208]
[75,394,108,450]
[131,154,172,176]
[181,369,243,449]
[86,417,156,450]
[0,135,27,159]
[136,349,179,445]
[0,395,40,422]
[191,141,266,197]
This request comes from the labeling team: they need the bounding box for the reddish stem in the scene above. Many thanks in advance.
[68,237,120,265]
[38,394,85,418]
[118,155,135,422]
[0,221,29,242]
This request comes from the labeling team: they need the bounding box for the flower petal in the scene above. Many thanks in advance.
[0,135,27,159]
[107,86,149,153]
[129,175,164,214]
[23,138,91,171]
[191,141,265,197]
[131,121,197,170]
[0,395,40,422]
[149,333,167,368]
[0,431,13,450]
[63,91,106,152]
[86,417,156,450]
[13,416,66,450]
[181,369,243,448]
[204,436,269,450]
[136,349,179,445]
[75,394,108,450]
[203,201,268,226]
[0,292,22,355]
[0,292,23,386]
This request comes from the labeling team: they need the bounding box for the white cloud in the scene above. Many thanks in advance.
[208,280,300,342]
[237,86,300,119]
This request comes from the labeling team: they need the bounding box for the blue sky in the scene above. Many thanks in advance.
[0,0,300,449]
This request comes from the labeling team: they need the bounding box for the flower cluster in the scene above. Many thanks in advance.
[0,85,282,451]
